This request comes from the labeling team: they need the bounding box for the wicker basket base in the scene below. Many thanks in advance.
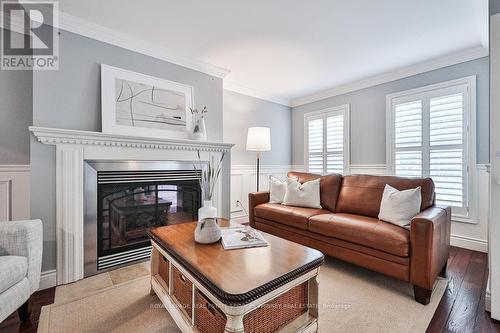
[194,282,308,333]
[158,255,169,288]
[172,266,193,319]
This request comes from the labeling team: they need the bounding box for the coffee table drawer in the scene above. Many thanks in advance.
[172,266,193,318]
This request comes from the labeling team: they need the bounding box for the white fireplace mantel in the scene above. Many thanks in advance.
[29,126,234,152]
[29,126,233,285]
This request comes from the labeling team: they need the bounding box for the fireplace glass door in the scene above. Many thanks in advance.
[97,176,201,267]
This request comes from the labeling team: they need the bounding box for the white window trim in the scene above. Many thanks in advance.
[386,76,478,224]
[304,104,351,175]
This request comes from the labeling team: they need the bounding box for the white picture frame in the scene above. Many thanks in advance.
[101,64,194,140]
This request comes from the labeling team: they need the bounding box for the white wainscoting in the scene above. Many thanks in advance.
[349,164,387,175]
[0,165,30,221]
[231,163,489,252]
[39,269,57,290]
[230,165,305,223]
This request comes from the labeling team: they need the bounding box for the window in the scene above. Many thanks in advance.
[386,76,476,218]
[305,105,350,175]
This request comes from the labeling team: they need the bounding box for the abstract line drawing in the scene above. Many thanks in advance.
[101,65,193,139]
[114,78,187,131]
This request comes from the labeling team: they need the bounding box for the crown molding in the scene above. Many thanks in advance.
[29,126,234,152]
[2,8,230,78]
[291,46,489,107]
[14,7,229,78]
[224,80,291,107]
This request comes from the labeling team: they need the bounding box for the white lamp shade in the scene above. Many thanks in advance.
[246,127,271,152]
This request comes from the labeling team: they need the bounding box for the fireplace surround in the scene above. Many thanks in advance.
[30,126,233,284]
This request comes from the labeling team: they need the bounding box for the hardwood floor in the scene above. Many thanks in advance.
[426,247,500,333]
[0,287,54,333]
[0,247,498,333]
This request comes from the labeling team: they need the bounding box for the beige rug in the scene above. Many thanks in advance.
[38,258,446,333]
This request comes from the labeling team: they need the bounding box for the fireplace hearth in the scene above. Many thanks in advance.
[84,161,203,276]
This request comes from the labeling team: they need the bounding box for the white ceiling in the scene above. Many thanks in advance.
[57,0,488,106]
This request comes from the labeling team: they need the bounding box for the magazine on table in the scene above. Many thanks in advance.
[221,226,268,250]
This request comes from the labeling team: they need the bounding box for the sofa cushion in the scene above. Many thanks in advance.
[336,175,435,218]
[287,172,342,212]
[308,213,410,257]
[0,256,28,293]
[254,203,330,230]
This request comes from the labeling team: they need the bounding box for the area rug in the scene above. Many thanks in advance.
[38,258,446,333]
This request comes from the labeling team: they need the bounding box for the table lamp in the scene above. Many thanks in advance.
[246,127,271,191]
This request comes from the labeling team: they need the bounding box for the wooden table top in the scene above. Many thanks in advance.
[148,220,324,305]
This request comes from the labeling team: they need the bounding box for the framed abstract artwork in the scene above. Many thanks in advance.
[101,64,194,139]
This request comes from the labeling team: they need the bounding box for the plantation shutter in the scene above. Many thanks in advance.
[326,114,344,174]
[307,118,324,174]
[393,100,423,177]
[389,79,472,216]
[306,106,348,175]
[429,93,465,208]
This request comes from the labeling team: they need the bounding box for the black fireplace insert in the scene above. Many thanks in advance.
[98,179,200,257]
[84,161,203,274]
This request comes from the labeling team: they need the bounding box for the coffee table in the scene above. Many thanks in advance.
[148,220,324,333]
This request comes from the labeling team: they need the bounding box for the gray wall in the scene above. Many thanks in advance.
[0,30,32,165]
[292,57,490,165]
[223,90,292,165]
[491,0,500,15]
[31,30,224,271]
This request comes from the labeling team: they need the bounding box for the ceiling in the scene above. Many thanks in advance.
[57,0,488,106]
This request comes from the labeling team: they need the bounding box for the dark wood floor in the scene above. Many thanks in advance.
[0,287,55,333]
[0,247,498,333]
[426,247,500,333]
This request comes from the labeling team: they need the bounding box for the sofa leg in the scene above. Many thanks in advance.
[17,299,31,322]
[413,286,432,305]
[439,261,448,278]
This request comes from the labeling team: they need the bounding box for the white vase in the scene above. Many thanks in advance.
[194,218,221,244]
[191,116,207,141]
[195,200,220,244]
[198,199,217,220]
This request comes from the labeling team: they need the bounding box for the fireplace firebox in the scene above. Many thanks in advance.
[84,161,203,276]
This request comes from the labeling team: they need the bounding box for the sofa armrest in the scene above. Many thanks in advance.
[0,219,43,293]
[410,206,451,290]
[248,191,270,227]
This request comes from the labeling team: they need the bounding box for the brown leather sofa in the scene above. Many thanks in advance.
[248,172,451,304]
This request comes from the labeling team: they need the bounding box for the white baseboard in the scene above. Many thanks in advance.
[39,269,57,290]
[450,234,488,253]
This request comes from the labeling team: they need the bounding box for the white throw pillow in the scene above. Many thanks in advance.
[269,176,298,204]
[269,176,287,204]
[282,178,322,209]
[378,184,422,227]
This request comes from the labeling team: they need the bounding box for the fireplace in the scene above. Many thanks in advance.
[84,160,203,276]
